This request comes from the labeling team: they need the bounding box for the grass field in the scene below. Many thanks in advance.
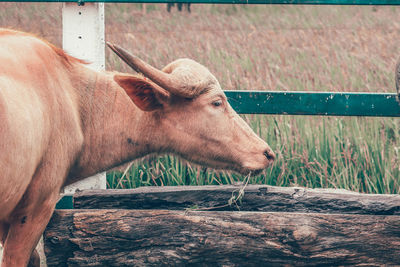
[1,3,400,193]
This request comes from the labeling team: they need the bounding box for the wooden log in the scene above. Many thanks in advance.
[74,185,400,214]
[44,209,400,266]
[43,211,76,267]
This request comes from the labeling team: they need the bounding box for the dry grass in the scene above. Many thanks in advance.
[1,3,400,193]
[103,4,400,93]
[3,3,397,92]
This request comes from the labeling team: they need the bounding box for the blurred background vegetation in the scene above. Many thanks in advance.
[1,3,399,193]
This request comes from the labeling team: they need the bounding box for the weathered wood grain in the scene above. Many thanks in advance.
[74,185,400,214]
[43,211,76,267]
[44,209,400,266]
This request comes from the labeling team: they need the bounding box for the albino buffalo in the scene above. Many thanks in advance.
[0,29,275,266]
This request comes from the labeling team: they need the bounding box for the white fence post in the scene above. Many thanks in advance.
[0,3,107,264]
[62,2,107,193]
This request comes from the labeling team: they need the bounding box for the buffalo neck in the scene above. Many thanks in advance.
[67,64,167,182]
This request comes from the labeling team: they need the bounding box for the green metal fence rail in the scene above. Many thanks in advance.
[2,0,400,4]
[226,91,400,117]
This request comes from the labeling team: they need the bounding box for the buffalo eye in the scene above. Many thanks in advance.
[212,100,223,107]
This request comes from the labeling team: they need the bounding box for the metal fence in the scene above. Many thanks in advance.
[2,0,400,4]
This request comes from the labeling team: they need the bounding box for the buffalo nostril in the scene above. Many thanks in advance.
[264,150,276,161]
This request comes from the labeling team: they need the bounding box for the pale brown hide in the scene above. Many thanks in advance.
[0,29,274,267]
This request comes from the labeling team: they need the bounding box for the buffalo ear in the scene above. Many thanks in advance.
[114,74,167,111]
